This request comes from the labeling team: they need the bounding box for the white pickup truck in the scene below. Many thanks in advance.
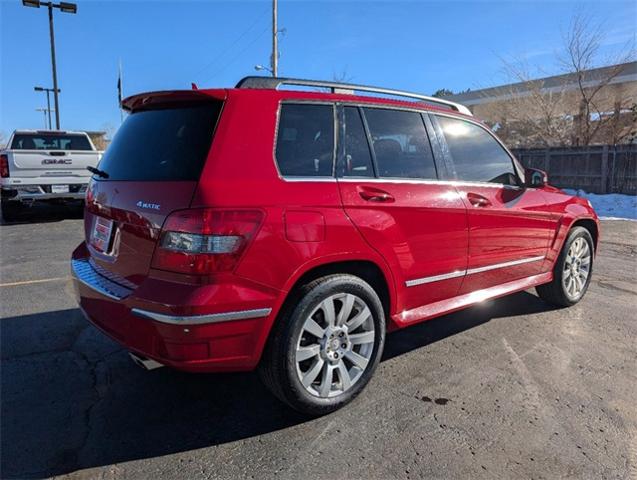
[1,130,102,221]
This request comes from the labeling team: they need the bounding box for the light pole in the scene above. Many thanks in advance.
[35,108,53,129]
[34,86,60,130]
[23,0,77,130]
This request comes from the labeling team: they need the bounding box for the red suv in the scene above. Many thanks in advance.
[72,77,599,415]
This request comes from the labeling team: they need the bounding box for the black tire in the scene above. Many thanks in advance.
[259,274,386,416]
[536,226,594,307]
[1,199,22,222]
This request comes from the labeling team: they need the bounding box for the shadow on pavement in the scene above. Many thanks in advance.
[0,291,555,478]
[0,202,83,226]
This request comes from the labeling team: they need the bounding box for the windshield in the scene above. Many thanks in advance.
[95,102,222,181]
[11,133,93,151]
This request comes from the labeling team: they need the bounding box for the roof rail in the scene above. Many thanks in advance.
[235,76,473,116]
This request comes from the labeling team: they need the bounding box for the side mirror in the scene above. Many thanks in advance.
[525,168,548,188]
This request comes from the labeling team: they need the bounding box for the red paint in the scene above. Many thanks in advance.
[285,211,326,242]
[72,85,600,372]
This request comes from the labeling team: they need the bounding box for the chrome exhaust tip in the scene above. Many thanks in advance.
[129,352,164,371]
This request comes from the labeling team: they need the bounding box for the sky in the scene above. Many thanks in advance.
[1,0,635,137]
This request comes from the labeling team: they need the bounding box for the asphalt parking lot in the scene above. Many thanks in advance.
[1,207,636,479]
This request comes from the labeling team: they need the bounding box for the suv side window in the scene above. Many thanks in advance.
[275,104,334,177]
[363,108,437,179]
[339,106,374,178]
[436,115,519,186]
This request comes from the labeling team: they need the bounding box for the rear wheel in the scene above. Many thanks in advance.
[259,274,386,416]
[1,199,22,222]
[536,226,594,307]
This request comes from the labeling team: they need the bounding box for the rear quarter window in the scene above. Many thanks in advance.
[275,104,335,177]
[96,103,221,181]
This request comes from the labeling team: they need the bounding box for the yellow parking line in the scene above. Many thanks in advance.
[0,277,69,287]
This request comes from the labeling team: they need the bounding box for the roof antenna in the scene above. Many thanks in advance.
[191,82,198,90]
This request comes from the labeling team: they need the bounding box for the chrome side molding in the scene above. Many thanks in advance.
[406,270,466,287]
[406,256,545,287]
[131,307,273,325]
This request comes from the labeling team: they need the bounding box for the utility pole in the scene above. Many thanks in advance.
[271,0,278,77]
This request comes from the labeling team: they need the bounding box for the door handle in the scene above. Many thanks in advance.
[358,186,395,203]
[467,192,491,207]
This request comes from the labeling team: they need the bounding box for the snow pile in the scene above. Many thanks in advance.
[564,189,637,220]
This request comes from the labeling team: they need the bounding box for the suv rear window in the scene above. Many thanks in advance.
[11,133,92,151]
[96,103,221,181]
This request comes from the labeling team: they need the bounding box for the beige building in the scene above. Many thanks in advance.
[446,62,637,147]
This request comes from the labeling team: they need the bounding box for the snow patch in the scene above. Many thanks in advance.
[563,189,637,220]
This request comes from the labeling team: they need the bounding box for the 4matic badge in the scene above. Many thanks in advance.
[136,201,161,210]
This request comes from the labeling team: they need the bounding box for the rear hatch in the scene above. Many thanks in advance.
[9,132,97,179]
[85,94,223,287]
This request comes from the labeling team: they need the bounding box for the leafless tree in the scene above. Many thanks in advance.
[487,11,636,147]
[0,131,6,149]
[479,59,573,147]
[560,13,636,145]
[332,67,354,84]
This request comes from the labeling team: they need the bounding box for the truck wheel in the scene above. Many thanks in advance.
[259,274,386,416]
[536,226,594,307]
[1,200,22,222]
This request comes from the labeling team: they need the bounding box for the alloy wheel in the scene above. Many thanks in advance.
[563,237,591,299]
[295,293,375,398]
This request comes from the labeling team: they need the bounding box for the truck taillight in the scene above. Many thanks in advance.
[151,209,264,275]
[0,155,9,178]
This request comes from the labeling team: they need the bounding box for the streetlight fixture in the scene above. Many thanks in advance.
[34,86,60,130]
[254,64,274,75]
[58,2,77,13]
[22,0,77,130]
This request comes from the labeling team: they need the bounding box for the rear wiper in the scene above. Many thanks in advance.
[87,166,109,179]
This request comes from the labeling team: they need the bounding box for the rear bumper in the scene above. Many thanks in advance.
[2,184,86,201]
[71,243,281,372]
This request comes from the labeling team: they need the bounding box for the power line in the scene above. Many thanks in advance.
[193,7,269,81]
[207,25,270,82]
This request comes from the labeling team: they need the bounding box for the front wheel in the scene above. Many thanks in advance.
[536,226,594,307]
[259,274,386,416]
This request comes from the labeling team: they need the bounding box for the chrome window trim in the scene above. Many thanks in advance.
[337,177,449,186]
[131,307,272,325]
[405,255,545,287]
[336,177,522,190]
[272,100,525,188]
[278,176,337,183]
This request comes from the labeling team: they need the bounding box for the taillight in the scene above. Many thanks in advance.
[0,155,9,178]
[151,209,264,274]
